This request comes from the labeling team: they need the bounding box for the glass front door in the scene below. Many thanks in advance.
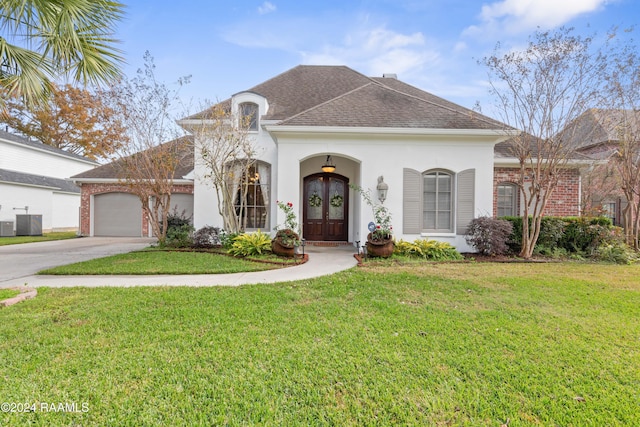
[303,173,349,241]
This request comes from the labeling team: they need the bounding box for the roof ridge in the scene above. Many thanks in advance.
[371,78,506,129]
[277,81,376,125]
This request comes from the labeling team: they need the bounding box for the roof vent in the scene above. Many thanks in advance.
[382,73,397,79]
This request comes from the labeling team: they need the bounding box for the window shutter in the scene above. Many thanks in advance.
[403,168,422,234]
[456,168,475,235]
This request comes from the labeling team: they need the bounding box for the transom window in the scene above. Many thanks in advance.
[240,102,258,131]
[497,183,518,217]
[423,170,453,232]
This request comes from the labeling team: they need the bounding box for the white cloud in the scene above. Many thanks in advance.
[258,1,276,15]
[301,25,438,78]
[465,0,612,35]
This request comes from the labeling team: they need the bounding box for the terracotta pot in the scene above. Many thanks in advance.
[271,239,296,258]
[366,233,394,258]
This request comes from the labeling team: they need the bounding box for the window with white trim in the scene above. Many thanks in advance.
[240,102,258,131]
[423,170,454,232]
[497,183,518,217]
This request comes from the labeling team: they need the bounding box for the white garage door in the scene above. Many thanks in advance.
[94,193,142,236]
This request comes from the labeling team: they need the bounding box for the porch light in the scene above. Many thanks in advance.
[377,176,389,203]
[321,155,336,173]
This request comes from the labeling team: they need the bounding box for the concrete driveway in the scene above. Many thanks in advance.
[0,237,156,285]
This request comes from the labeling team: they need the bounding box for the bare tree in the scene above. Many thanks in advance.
[108,52,191,245]
[483,27,608,258]
[602,47,640,248]
[184,102,259,233]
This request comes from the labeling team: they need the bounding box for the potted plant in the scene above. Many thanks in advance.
[272,201,301,257]
[351,184,394,257]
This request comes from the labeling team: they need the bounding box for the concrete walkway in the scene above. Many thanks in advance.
[0,245,359,288]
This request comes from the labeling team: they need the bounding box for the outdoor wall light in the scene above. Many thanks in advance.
[321,155,336,173]
[377,176,388,203]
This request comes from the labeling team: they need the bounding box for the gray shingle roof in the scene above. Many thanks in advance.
[0,169,81,193]
[72,136,194,180]
[188,65,507,131]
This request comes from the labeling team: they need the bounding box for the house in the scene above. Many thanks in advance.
[72,136,194,237]
[0,130,99,234]
[73,65,584,250]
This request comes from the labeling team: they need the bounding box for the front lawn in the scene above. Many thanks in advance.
[0,231,78,246]
[38,249,299,275]
[0,289,20,301]
[1,262,638,426]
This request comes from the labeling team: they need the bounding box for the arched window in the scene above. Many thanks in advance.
[423,170,454,232]
[239,102,258,131]
[232,162,270,229]
[497,183,518,217]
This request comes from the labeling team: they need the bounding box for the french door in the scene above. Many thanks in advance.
[303,173,349,241]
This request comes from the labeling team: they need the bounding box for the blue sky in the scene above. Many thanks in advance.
[115,0,637,117]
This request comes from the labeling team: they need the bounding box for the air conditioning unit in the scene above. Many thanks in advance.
[0,221,14,237]
[16,215,42,236]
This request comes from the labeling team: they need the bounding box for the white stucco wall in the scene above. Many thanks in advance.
[271,129,500,252]
[188,95,504,252]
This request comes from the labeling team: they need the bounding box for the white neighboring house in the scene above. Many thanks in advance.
[0,130,98,233]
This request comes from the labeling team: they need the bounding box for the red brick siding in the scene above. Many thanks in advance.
[493,167,580,217]
[78,183,194,236]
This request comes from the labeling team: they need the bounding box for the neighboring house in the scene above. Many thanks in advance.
[0,130,98,233]
[73,65,584,250]
[72,136,194,237]
[558,108,640,226]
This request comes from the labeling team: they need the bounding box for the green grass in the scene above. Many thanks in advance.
[0,289,20,300]
[0,231,78,246]
[1,262,638,426]
[38,249,296,275]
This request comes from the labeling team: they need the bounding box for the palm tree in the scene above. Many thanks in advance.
[0,0,125,106]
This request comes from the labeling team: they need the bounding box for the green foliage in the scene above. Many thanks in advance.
[220,230,240,250]
[394,239,463,261]
[465,216,513,255]
[501,216,635,261]
[165,224,194,248]
[0,289,20,300]
[228,231,272,257]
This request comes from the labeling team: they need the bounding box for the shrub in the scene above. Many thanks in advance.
[560,217,612,254]
[220,230,240,250]
[193,226,222,248]
[394,239,463,261]
[227,231,272,257]
[165,223,194,248]
[465,216,513,256]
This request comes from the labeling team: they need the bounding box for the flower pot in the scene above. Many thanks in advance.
[366,233,394,258]
[271,239,296,258]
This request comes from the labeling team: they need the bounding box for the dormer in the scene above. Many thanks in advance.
[232,92,269,133]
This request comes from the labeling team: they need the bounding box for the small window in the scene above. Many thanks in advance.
[423,170,453,232]
[602,202,616,225]
[240,102,258,131]
[497,183,518,217]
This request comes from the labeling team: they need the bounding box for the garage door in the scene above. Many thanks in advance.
[94,193,142,236]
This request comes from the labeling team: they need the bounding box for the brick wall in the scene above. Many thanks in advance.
[79,183,194,236]
[493,167,581,217]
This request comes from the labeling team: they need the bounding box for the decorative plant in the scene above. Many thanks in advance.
[330,193,343,207]
[228,231,272,257]
[350,184,392,241]
[273,201,300,247]
[309,193,322,207]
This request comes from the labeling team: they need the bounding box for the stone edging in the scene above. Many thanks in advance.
[0,287,37,308]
